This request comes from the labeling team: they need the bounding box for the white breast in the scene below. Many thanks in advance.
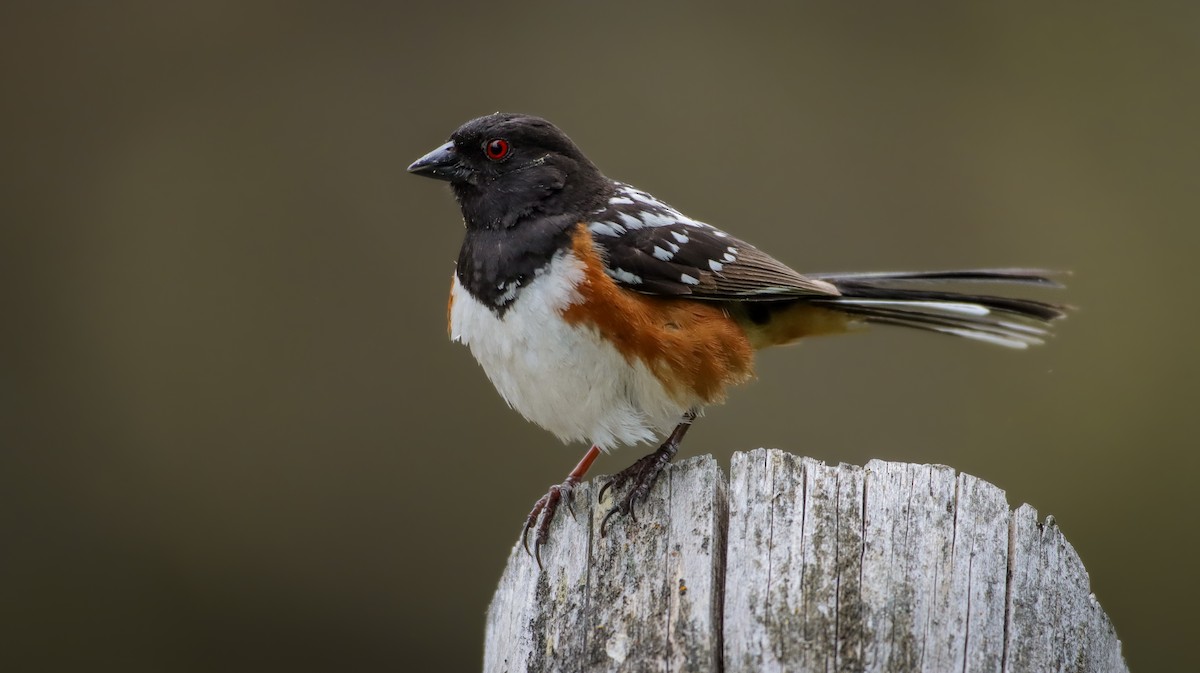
[448,251,687,450]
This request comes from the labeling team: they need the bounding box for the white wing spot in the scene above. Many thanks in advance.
[589,221,626,237]
[608,196,634,205]
[630,191,658,206]
[709,260,724,272]
[722,252,736,263]
[652,246,674,261]
[639,212,678,228]
[680,273,700,285]
[666,241,680,253]
[617,212,643,229]
[671,231,690,244]
[712,230,728,238]
[611,268,643,285]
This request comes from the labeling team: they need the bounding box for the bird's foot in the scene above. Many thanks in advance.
[522,477,579,569]
[597,444,675,537]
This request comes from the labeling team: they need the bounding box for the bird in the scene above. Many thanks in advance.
[408,113,1067,566]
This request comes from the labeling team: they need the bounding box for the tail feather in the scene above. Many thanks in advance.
[813,268,1067,287]
[811,269,1070,350]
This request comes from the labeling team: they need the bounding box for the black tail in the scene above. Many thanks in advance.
[810,268,1071,349]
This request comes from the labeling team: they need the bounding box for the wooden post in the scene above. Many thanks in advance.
[484,449,1127,673]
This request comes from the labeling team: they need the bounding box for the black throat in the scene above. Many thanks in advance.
[453,171,613,315]
[456,215,580,314]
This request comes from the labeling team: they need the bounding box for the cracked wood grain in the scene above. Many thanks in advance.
[484,450,1127,673]
[1004,505,1127,673]
[484,455,726,673]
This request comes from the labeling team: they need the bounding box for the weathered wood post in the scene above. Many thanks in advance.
[484,449,1127,673]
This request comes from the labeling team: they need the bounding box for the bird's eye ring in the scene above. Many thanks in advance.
[484,138,510,161]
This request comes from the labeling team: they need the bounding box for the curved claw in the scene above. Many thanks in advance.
[533,491,561,570]
[564,488,577,522]
[521,479,580,569]
[597,478,614,502]
[522,497,546,558]
[597,448,675,537]
[600,491,642,538]
[600,505,621,538]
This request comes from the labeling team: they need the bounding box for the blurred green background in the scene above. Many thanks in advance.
[3,2,1196,671]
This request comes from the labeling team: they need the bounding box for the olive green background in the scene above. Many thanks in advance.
[3,3,1197,671]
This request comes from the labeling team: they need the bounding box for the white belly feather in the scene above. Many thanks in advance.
[448,252,687,450]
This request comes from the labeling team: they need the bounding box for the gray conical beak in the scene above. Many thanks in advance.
[407,141,466,182]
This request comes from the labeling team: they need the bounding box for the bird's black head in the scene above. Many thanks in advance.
[408,113,610,230]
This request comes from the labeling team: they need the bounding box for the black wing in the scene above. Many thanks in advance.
[586,183,839,300]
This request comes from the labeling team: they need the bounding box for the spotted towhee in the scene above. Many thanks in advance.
[409,113,1067,565]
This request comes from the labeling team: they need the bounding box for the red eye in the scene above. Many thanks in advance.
[484,138,510,161]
